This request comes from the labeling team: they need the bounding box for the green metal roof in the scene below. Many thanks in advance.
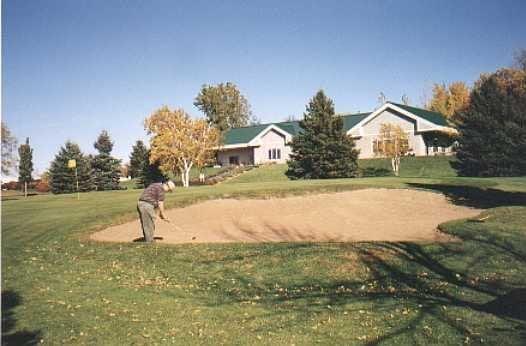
[389,102,449,126]
[223,124,269,145]
[222,104,448,145]
[342,112,370,130]
[275,121,302,135]
[222,113,371,145]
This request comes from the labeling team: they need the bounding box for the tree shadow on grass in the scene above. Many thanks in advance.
[193,212,526,343]
[406,183,526,208]
[2,290,42,345]
[482,288,526,321]
[355,241,526,344]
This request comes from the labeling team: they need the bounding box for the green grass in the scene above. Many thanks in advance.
[1,189,48,201]
[3,160,526,344]
[360,155,458,177]
[227,156,458,184]
[120,166,227,190]
[118,179,137,190]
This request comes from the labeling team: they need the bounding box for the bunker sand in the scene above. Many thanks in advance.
[91,189,482,244]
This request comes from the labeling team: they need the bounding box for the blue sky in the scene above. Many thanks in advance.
[3,0,526,174]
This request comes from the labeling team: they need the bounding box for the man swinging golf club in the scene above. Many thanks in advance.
[137,180,176,243]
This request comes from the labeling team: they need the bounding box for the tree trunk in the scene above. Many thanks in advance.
[24,181,27,198]
[179,168,186,187]
[180,159,194,188]
[391,157,400,176]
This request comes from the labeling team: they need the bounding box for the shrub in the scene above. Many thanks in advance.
[1,181,19,190]
[34,180,50,193]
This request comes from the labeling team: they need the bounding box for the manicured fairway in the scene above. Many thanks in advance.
[2,161,526,345]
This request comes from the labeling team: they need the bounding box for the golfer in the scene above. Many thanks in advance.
[137,180,176,242]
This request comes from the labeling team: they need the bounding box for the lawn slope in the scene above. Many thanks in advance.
[2,163,526,344]
[226,156,457,184]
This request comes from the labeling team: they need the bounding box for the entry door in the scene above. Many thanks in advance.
[229,156,239,165]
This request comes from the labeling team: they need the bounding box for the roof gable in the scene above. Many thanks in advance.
[388,102,449,126]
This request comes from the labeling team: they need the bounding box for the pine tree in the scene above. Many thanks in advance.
[49,141,94,194]
[286,90,360,179]
[92,130,121,190]
[453,68,526,176]
[18,137,34,197]
[136,150,167,188]
[129,140,148,178]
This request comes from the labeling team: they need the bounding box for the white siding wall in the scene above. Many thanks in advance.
[355,109,428,158]
[361,110,416,134]
[253,129,290,164]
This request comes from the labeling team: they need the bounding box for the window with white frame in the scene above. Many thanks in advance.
[268,148,282,160]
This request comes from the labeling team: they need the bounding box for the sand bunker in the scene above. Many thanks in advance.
[91,189,482,244]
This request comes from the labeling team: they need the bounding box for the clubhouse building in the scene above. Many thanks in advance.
[217,102,456,166]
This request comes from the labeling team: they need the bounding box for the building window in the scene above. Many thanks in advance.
[373,139,380,154]
[373,138,409,156]
[267,148,282,160]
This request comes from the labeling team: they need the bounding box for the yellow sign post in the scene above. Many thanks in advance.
[67,159,76,169]
[67,159,79,200]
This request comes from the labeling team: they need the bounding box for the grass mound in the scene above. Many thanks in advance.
[226,156,457,184]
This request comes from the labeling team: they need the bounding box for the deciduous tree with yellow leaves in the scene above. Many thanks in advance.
[145,106,220,187]
[374,123,410,176]
[426,82,470,121]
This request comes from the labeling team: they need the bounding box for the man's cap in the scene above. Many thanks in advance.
[166,180,176,191]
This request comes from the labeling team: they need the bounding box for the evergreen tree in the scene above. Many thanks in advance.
[286,90,360,179]
[136,150,167,188]
[92,130,121,190]
[18,137,34,197]
[129,140,148,178]
[49,141,94,194]
[453,68,526,176]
